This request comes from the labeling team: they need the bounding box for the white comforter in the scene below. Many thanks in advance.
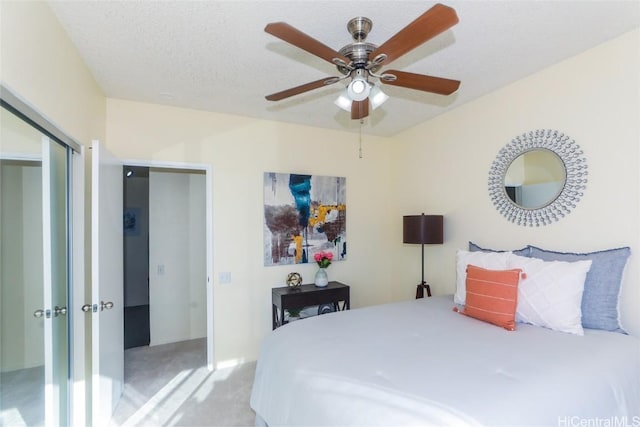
[250,296,640,426]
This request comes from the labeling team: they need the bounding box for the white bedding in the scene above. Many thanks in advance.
[250,296,640,426]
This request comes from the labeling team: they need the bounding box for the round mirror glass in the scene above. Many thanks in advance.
[488,129,587,227]
[503,149,566,209]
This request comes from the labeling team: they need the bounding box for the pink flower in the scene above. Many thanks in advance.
[314,250,333,268]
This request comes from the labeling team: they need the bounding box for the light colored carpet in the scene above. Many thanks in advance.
[110,338,256,427]
[0,366,44,426]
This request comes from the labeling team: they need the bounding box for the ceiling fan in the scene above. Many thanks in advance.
[264,3,460,120]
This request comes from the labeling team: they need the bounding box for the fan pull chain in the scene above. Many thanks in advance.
[358,119,363,159]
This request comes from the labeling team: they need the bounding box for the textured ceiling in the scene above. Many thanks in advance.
[48,1,640,137]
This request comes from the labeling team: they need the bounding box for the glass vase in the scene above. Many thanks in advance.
[314,268,329,287]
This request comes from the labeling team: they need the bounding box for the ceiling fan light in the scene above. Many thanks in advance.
[370,85,389,110]
[352,80,366,94]
[334,91,352,112]
[347,78,371,101]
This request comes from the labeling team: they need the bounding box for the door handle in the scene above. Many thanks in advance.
[33,309,51,319]
[54,306,67,316]
[81,304,94,313]
[100,301,114,311]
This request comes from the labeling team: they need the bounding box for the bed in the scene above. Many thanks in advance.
[249,295,640,426]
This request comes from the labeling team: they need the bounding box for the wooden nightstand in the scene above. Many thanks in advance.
[271,281,350,329]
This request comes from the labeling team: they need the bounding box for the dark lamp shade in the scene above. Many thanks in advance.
[403,215,444,244]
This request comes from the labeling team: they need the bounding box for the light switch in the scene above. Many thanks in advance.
[218,271,231,284]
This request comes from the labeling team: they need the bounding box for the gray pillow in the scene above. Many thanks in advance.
[528,246,631,333]
[468,241,530,257]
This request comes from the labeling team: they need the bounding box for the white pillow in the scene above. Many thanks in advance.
[454,249,513,305]
[508,254,592,335]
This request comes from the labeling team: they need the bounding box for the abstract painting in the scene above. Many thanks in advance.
[264,172,346,266]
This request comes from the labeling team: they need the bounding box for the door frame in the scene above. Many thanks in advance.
[122,159,214,370]
[43,138,84,426]
[69,146,86,427]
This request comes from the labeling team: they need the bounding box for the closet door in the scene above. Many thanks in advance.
[42,137,70,427]
[0,156,47,426]
[0,107,69,427]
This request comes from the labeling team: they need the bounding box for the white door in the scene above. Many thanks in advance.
[91,141,124,426]
[42,137,70,427]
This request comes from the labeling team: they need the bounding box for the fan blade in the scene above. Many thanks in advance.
[369,3,458,67]
[265,22,351,66]
[265,77,339,101]
[351,99,369,120]
[381,70,460,95]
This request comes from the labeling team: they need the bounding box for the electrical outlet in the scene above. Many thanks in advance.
[218,271,231,284]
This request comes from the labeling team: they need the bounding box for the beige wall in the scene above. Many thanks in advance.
[394,29,640,336]
[0,1,106,145]
[106,101,397,364]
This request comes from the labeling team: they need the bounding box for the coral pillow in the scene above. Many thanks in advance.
[457,265,523,331]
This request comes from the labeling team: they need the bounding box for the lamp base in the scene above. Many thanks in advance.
[415,282,432,299]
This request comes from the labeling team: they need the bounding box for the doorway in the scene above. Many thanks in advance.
[123,166,150,349]
[91,148,214,424]
[122,164,210,355]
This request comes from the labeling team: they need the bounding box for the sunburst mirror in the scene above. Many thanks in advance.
[488,129,588,227]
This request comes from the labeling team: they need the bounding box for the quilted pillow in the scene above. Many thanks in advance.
[509,254,592,335]
[457,265,522,331]
[455,249,512,305]
[468,241,530,257]
[528,246,630,333]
